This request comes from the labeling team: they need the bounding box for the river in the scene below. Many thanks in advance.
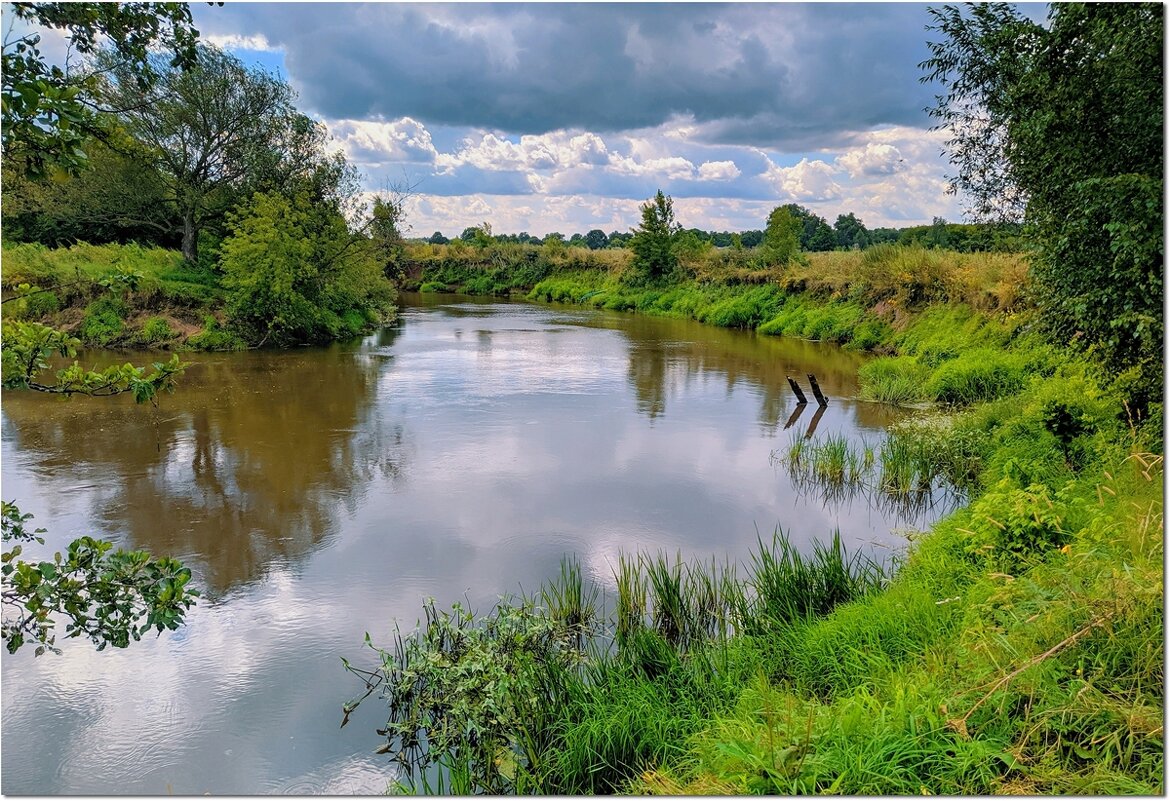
[2,294,930,794]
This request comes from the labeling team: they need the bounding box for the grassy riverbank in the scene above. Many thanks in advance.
[353,242,1163,794]
[1,240,396,349]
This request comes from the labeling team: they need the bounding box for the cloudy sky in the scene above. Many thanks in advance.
[70,3,1045,236]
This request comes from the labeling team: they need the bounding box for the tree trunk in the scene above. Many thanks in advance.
[181,209,198,264]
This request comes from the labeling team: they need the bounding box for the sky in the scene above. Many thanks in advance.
[17,3,1049,238]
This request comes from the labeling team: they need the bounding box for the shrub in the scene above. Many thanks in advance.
[79,295,127,345]
[4,290,60,321]
[186,316,246,351]
[140,316,177,345]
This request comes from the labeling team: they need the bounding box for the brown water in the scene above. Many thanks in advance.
[1,294,927,794]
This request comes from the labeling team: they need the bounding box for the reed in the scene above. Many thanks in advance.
[741,529,884,635]
[540,555,599,639]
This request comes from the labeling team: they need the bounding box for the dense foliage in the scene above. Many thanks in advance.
[922,2,1163,393]
[96,45,305,262]
[219,192,395,346]
[762,205,802,265]
[1,2,198,179]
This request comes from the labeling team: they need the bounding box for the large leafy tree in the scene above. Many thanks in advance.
[96,44,301,263]
[921,3,1163,385]
[220,191,396,347]
[762,205,802,265]
[1,2,198,180]
[630,190,680,282]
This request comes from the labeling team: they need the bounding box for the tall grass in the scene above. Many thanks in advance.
[741,530,884,635]
[858,357,931,404]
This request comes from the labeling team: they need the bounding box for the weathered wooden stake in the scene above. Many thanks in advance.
[786,376,808,405]
[807,373,828,407]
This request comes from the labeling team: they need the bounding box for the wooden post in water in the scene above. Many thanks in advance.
[786,376,808,405]
[807,373,828,407]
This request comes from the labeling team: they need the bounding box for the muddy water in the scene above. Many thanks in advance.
[1,294,923,794]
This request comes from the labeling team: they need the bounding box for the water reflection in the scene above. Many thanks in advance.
[1,334,409,596]
[1,295,937,795]
[565,308,901,431]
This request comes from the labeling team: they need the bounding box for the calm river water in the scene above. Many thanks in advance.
[2,294,928,794]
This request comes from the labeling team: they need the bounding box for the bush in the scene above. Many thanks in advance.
[4,290,60,321]
[79,295,127,345]
[187,316,246,351]
[220,192,394,346]
[139,316,177,345]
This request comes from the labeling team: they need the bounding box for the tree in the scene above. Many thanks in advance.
[922,3,1163,382]
[740,230,764,248]
[219,191,396,346]
[763,205,802,265]
[833,213,870,250]
[0,321,195,655]
[541,232,566,257]
[1,2,199,180]
[607,230,632,249]
[779,204,836,252]
[672,229,709,267]
[629,190,679,282]
[1,133,177,247]
[369,196,406,284]
[584,229,608,250]
[427,231,449,245]
[96,44,299,262]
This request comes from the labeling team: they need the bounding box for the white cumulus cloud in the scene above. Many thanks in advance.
[329,118,437,165]
[837,142,904,178]
[697,160,741,181]
[204,32,278,52]
[763,157,842,202]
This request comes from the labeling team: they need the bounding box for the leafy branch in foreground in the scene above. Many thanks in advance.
[1,501,199,655]
[1,319,195,654]
[1,319,183,402]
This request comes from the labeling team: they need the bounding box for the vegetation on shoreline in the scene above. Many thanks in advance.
[345,13,1165,782]
[349,165,1163,797]
[349,228,1165,790]
[348,383,1161,792]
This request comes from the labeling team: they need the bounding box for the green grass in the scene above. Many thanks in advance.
[858,357,931,404]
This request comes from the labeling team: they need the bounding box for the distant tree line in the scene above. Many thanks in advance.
[420,207,1021,254]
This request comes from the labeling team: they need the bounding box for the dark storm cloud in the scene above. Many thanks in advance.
[191,3,940,149]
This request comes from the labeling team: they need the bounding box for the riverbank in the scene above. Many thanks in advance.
[357,243,1163,793]
[0,240,396,349]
